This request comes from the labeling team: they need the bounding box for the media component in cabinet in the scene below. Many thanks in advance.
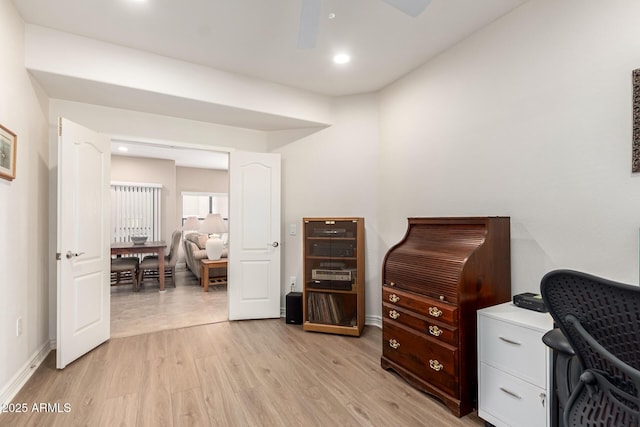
[381,217,511,417]
[477,302,553,427]
[303,218,365,336]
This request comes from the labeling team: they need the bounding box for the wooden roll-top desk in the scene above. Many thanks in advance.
[381,217,511,417]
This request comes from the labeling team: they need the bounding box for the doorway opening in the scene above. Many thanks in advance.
[108,140,230,338]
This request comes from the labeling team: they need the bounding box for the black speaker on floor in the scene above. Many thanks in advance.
[286,292,303,324]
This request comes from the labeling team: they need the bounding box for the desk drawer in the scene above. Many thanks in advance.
[383,320,458,397]
[383,302,458,346]
[383,287,457,326]
[479,315,547,388]
[479,363,547,427]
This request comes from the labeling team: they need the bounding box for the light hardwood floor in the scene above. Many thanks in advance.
[2,319,485,427]
[111,266,228,338]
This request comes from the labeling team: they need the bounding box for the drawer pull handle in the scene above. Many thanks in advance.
[389,294,400,303]
[428,325,443,337]
[389,310,400,320]
[499,387,522,400]
[499,336,521,346]
[388,281,395,287]
[388,339,400,349]
[429,359,443,371]
[428,306,443,318]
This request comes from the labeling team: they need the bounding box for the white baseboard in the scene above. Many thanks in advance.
[0,341,52,407]
[366,314,382,329]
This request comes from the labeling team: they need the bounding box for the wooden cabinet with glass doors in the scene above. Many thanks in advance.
[302,217,365,336]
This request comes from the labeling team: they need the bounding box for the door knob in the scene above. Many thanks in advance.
[271,242,279,247]
[66,251,85,259]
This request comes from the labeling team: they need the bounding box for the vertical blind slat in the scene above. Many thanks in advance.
[110,184,161,243]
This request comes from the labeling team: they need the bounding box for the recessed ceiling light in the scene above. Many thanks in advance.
[333,53,351,65]
[328,12,336,19]
[118,146,129,152]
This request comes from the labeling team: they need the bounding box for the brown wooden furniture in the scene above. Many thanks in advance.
[201,258,228,292]
[138,230,182,288]
[302,217,365,336]
[110,257,139,289]
[381,217,511,417]
[111,241,167,291]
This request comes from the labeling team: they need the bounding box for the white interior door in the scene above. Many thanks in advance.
[228,151,281,320]
[56,117,111,369]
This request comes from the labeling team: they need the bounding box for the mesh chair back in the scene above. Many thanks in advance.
[541,269,640,426]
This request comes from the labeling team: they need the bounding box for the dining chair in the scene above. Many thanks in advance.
[137,230,181,288]
[110,256,140,289]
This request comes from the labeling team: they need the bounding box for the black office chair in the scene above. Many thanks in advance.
[540,269,640,427]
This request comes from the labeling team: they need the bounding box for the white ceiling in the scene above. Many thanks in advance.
[13,0,529,169]
[13,0,528,97]
[111,139,229,170]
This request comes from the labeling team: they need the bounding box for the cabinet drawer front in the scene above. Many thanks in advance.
[383,302,458,346]
[479,315,547,388]
[383,287,457,326]
[383,321,458,396]
[479,363,547,427]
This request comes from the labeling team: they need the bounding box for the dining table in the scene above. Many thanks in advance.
[111,240,167,292]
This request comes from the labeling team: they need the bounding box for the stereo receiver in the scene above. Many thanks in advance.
[312,269,353,281]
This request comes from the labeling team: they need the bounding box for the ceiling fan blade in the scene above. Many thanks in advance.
[298,0,322,49]
[381,0,432,17]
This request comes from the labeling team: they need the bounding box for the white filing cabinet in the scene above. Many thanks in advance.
[477,302,554,427]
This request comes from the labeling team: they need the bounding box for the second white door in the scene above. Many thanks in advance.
[228,151,281,320]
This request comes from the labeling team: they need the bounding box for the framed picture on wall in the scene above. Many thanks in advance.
[0,124,16,181]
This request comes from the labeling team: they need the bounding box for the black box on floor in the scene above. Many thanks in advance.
[286,292,303,324]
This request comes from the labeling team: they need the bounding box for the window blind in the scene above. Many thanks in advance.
[110,182,162,242]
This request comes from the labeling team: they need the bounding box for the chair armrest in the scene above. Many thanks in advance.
[543,328,575,356]
[566,314,640,387]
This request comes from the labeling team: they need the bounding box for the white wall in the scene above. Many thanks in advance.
[176,167,229,222]
[277,0,640,323]
[7,0,640,408]
[176,167,229,194]
[275,94,381,321]
[378,0,640,293]
[26,25,333,130]
[0,0,51,406]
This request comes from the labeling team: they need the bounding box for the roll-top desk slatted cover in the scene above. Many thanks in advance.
[384,224,488,303]
[381,217,511,417]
